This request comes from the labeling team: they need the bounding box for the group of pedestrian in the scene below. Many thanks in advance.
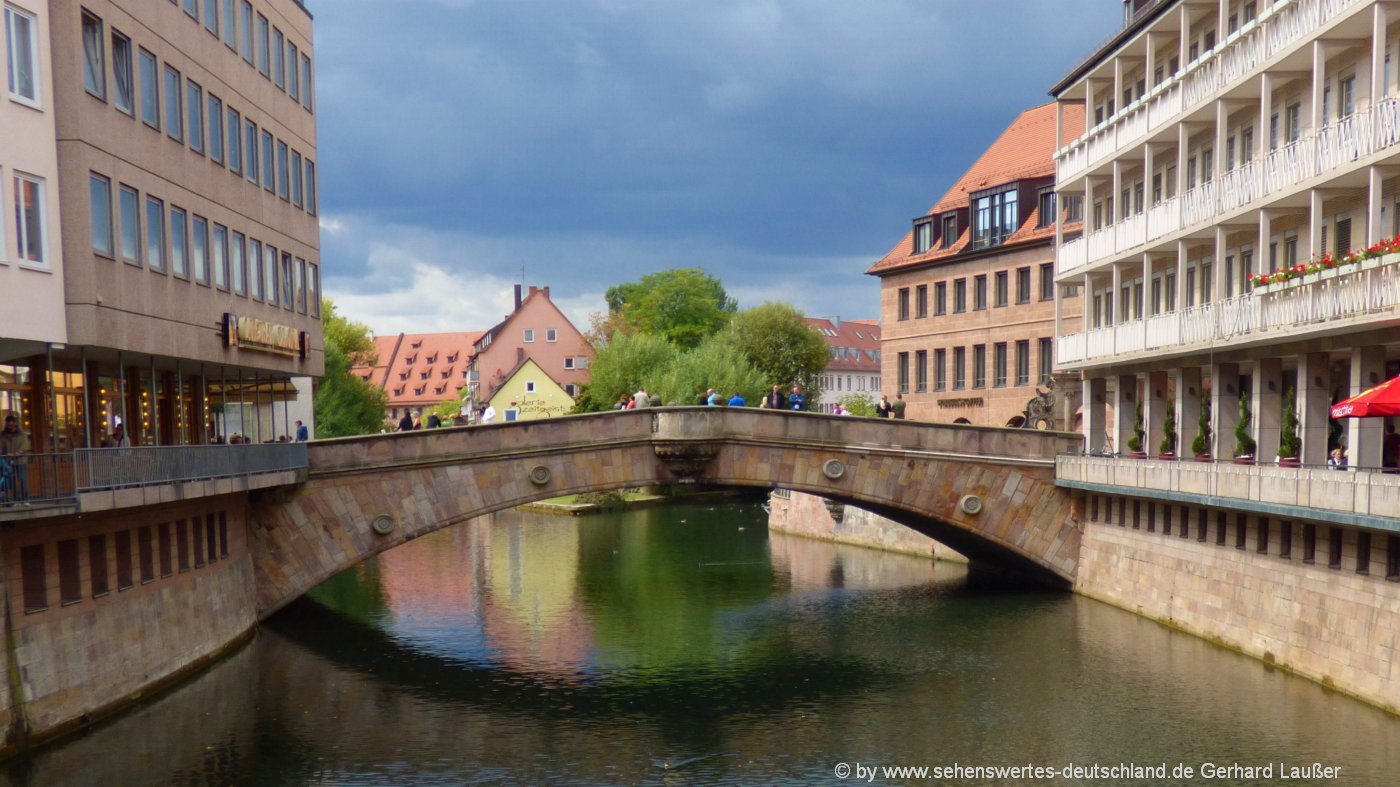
[617,388,661,409]
[875,394,907,420]
[398,411,455,431]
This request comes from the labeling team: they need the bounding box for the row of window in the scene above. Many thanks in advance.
[169,0,313,112]
[820,373,880,393]
[897,264,1055,320]
[913,187,1060,255]
[81,10,318,216]
[0,166,46,265]
[523,328,560,343]
[896,338,1053,393]
[88,170,321,317]
[21,513,231,614]
[1088,494,1400,579]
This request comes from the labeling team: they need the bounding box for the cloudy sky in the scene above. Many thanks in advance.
[313,0,1120,335]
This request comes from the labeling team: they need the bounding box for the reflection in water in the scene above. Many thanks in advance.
[6,503,1400,786]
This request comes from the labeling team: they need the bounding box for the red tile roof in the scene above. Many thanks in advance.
[804,317,882,373]
[867,101,1084,276]
[351,331,484,409]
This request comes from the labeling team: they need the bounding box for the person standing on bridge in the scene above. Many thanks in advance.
[789,386,806,411]
[398,413,414,432]
[728,391,746,407]
[876,395,892,418]
[707,389,724,406]
[295,420,310,442]
[764,385,786,410]
[892,393,907,420]
[633,387,650,408]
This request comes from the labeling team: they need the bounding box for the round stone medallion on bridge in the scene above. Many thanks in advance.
[370,514,397,536]
[958,494,983,516]
[821,459,846,480]
[528,465,552,485]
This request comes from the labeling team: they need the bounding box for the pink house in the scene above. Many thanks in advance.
[468,286,593,408]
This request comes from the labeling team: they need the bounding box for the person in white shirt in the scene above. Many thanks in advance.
[480,404,496,424]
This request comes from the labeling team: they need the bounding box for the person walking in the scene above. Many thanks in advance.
[295,420,310,441]
[480,403,496,424]
[0,415,31,504]
[425,413,441,429]
[876,395,892,418]
[891,393,907,420]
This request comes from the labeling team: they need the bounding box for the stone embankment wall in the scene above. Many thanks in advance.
[1075,503,1400,714]
[767,490,967,563]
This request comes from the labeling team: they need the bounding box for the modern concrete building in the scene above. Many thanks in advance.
[869,102,1085,427]
[3,0,321,453]
[466,285,592,413]
[805,317,882,414]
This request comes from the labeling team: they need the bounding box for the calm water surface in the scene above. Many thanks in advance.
[7,502,1400,786]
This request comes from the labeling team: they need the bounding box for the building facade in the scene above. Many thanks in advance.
[467,285,592,412]
[870,102,1084,427]
[2,0,321,453]
[805,317,881,413]
[356,331,482,425]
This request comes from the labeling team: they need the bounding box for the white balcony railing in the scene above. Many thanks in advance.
[1087,227,1116,262]
[1115,211,1147,254]
[1060,260,1400,367]
[1146,197,1179,239]
[1059,236,1088,275]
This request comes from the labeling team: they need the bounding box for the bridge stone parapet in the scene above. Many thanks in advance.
[250,409,1083,619]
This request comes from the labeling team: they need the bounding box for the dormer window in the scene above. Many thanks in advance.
[941,213,958,248]
[1037,188,1056,228]
[411,340,422,349]
[405,355,416,365]
[427,354,437,364]
[913,218,934,253]
[971,185,1019,250]
[420,370,429,380]
[447,353,458,363]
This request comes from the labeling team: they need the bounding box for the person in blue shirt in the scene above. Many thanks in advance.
[728,391,745,407]
[707,389,723,406]
[788,385,806,411]
[295,420,310,441]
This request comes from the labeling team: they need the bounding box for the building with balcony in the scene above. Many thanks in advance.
[805,317,881,413]
[869,102,1085,426]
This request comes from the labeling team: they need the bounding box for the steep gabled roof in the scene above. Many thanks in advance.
[804,317,882,373]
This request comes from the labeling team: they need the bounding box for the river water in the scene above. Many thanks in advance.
[6,502,1400,786]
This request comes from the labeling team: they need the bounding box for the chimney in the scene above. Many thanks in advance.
[514,284,523,310]
[832,316,841,330]
[542,286,550,300]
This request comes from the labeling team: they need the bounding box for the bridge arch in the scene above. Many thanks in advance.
[249,409,1083,618]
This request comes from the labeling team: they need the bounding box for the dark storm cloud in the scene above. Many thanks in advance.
[312,0,1118,331]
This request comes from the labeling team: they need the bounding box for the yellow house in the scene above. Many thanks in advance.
[487,358,575,422]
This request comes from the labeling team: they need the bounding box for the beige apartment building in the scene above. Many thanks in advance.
[870,102,1084,427]
[2,0,320,451]
[1052,0,1400,469]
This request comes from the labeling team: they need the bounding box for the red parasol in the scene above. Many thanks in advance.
[1331,374,1400,418]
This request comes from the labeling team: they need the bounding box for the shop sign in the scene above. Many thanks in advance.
[223,313,308,359]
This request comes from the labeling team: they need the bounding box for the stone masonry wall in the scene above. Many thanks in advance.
[1076,515,1400,713]
[768,489,968,562]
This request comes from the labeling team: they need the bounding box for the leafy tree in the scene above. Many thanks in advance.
[430,397,461,426]
[1279,387,1301,459]
[840,392,877,417]
[1191,398,1212,456]
[605,268,737,349]
[720,302,830,406]
[576,332,676,412]
[1235,388,1256,458]
[314,299,389,437]
[1159,401,1177,455]
[1127,400,1145,453]
[652,335,767,406]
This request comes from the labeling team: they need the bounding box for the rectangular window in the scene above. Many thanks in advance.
[1280,520,1293,559]
[186,80,204,153]
[203,0,218,35]
[183,0,198,21]
[176,519,190,571]
[953,278,966,313]
[159,523,173,577]
[973,344,986,388]
[914,219,933,253]
[249,239,263,300]
[994,271,1008,307]
[309,263,320,317]
[934,348,946,391]
[14,174,46,264]
[261,131,275,191]
[192,518,204,567]
[295,257,307,313]
[915,350,927,393]
[288,42,300,101]
[227,108,242,174]
[90,173,114,258]
[941,213,957,248]
[146,196,165,272]
[304,159,317,215]
[115,530,133,589]
[82,12,106,100]
[21,545,46,612]
[119,185,140,265]
[897,352,909,394]
[208,94,224,164]
[191,216,209,283]
[164,66,183,142]
[245,119,259,184]
[1016,267,1032,304]
[1328,527,1343,569]
[1037,190,1056,228]
[1387,536,1400,580]
[1039,337,1053,384]
[212,223,228,289]
[219,512,229,558]
[90,534,109,596]
[139,48,159,128]
[206,516,218,564]
[240,1,254,63]
[953,347,966,390]
[111,31,133,114]
[915,284,927,318]
[58,539,81,605]
[1040,263,1054,301]
[281,253,294,307]
[264,244,277,302]
[1357,531,1371,574]
[291,150,303,207]
[933,281,946,315]
[273,27,285,89]
[1302,524,1316,563]
[5,4,40,103]
[975,274,988,310]
[993,342,1008,388]
[897,287,909,320]
[301,53,313,110]
[277,141,289,198]
[972,187,1018,249]
[231,231,245,294]
[138,526,154,583]
[256,13,270,76]
[1015,340,1030,386]
[172,205,190,275]
[1285,102,1301,143]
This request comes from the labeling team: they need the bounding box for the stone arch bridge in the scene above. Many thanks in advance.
[251,409,1082,617]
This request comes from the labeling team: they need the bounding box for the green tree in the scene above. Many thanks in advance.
[1279,387,1301,459]
[576,331,676,412]
[605,268,737,349]
[1235,388,1256,458]
[1159,401,1177,455]
[840,392,877,417]
[430,397,461,426]
[1191,398,1212,457]
[1127,400,1145,453]
[314,299,389,437]
[720,302,830,405]
[652,335,767,406]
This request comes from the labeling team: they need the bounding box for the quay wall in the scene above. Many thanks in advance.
[767,489,968,563]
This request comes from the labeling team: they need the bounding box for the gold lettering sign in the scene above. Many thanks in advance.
[224,313,307,358]
[937,397,985,408]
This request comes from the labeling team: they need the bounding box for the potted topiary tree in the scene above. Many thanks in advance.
[1127,400,1147,459]
[1278,386,1301,467]
[1233,389,1256,465]
[1159,401,1177,460]
[1191,398,1212,462]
